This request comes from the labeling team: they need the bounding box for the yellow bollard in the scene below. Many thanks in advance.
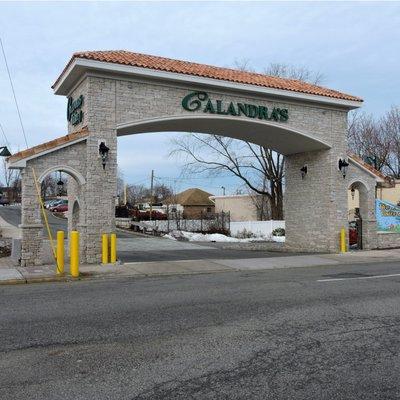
[340,227,347,253]
[102,233,109,264]
[56,231,65,275]
[110,233,117,263]
[70,230,80,277]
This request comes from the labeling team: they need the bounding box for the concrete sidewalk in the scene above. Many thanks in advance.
[0,248,399,285]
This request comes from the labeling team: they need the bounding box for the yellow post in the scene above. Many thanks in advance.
[340,227,347,253]
[102,233,109,264]
[70,230,80,277]
[110,233,117,263]
[56,231,65,275]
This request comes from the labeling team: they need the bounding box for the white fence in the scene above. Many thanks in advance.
[116,217,285,238]
[230,220,285,238]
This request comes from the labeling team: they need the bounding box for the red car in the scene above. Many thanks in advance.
[50,204,68,212]
[349,221,358,246]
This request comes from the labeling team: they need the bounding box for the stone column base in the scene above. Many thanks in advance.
[19,223,43,267]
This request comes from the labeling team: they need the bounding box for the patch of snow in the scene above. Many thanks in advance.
[272,235,285,243]
[164,230,267,243]
[163,233,177,241]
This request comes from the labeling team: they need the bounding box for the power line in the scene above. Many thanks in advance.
[0,122,10,147]
[0,37,28,148]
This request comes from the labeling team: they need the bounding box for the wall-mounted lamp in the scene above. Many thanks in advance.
[338,158,349,178]
[300,165,308,179]
[99,142,110,170]
[350,185,355,200]
[0,146,11,157]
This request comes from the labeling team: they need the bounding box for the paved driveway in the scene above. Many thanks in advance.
[117,233,297,262]
[0,206,298,263]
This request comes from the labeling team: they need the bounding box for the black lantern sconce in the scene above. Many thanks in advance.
[99,142,110,170]
[300,165,308,179]
[57,170,64,195]
[0,146,11,157]
[338,158,349,178]
[350,185,355,200]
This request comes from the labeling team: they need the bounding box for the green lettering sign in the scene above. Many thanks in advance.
[181,92,289,122]
[67,95,84,126]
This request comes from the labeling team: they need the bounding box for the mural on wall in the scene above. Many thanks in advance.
[376,200,400,232]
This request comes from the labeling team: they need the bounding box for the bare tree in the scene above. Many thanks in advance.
[234,59,325,85]
[125,183,173,205]
[170,61,327,220]
[170,135,285,219]
[380,106,400,178]
[264,63,325,85]
[348,107,399,177]
[0,158,18,187]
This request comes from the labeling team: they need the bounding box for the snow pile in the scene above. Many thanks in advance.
[164,230,266,243]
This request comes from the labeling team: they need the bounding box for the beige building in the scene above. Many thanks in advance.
[211,194,259,221]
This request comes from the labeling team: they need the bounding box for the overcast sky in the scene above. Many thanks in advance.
[0,1,399,194]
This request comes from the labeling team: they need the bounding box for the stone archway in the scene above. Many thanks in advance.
[7,133,88,266]
[348,180,371,249]
[9,50,366,265]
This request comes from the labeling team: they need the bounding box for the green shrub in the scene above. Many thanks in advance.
[272,227,285,237]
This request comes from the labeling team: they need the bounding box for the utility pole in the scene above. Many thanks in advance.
[124,183,127,206]
[149,169,154,221]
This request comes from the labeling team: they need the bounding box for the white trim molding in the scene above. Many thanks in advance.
[38,165,86,185]
[116,114,332,156]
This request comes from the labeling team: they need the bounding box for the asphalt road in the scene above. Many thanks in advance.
[2,261,400,399]
[0,205,67,238]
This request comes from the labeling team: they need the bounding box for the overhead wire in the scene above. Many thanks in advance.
[0,121,10,147]
[0,37,28,148]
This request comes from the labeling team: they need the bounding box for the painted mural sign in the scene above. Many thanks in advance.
[376,199,400,232]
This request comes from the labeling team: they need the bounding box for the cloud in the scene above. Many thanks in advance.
[0,1,399,191]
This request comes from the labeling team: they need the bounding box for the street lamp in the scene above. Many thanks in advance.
[57,171,64,195]
[0,146,11,157]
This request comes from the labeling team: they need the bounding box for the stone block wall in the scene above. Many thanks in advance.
[20,141,87,266]
[63,74,352,255]
[347,162,378,250]
[377,232,400,249]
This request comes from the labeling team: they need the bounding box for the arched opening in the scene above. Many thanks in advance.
[117,115,331,155]
[348,180,370,250]
[116,115,334,257]
[35,168,84,264]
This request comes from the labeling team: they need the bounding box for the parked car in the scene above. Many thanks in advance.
[0,198,10,206]
[45,199,66,209]
[44,199,57,208]
[50,203,68,212]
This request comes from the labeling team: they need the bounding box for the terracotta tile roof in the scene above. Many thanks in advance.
[8,127,89,163]
[53,50,362,103]
[348,152,387,181]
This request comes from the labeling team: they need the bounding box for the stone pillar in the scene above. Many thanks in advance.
[19,168,43,266]
[358,182,377,250]
[84,77,117,263]
[284,149,348,253]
